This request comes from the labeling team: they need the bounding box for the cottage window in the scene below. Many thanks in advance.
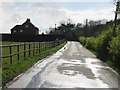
[20,30,23,32]
[25,25,29,28]
[13,30,16,33]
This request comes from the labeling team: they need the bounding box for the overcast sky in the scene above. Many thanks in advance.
[0,0,116,34]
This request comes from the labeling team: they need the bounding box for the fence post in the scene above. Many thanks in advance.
[43,42,45,51]
[51,41,52,47]
[33,43,35,55]
[45,42,48,50]
[54,41,56,47]
[39,42,40,53]
[29,42,31,57]
[41,42,42,51]
[43,42,44,51]
[36,42,38,54]
[24,42,26,59]
[9,46,12,64]
[46,42,47,51]
[45,42,47,51]
[37,42,39,54]
[44,42,45,51]
[49,41,51,48]
[35,42,36,55]
[17,44,20,63]
[52,41,53,47]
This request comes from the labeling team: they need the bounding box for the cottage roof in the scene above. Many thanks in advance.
[11,25,22,30]
[11,18,39,31]
[22,18,35,27]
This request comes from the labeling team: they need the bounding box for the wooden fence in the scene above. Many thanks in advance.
[1,40,65,64]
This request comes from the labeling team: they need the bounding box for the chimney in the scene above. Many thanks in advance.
[26,18,30,22]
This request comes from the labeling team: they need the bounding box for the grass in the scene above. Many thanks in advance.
[2,41,66,87]
[2,42,51,67]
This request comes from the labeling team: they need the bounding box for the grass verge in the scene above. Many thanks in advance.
[2,42,66,87]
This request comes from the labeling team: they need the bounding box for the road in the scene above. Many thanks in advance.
[7,41,119,89]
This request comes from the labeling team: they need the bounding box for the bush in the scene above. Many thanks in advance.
[96,28,113,60]
[108,26,120,70]
[85,37,96,50]
[109,36,120,61]
[79,37,86,46]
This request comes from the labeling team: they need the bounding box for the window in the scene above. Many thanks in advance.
[13,30,16,33]
[20,30,23,32]
[25,25,29,28]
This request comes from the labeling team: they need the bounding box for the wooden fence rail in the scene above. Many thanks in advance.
[1,39,65,64]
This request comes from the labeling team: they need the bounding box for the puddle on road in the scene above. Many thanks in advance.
[61,70,79,76]
[57,63,96,79]
[69,59,86,63]
[66,59,86,65]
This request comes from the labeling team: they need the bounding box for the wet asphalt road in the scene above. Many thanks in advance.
[8,41,119,89]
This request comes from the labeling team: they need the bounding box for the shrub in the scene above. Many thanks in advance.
[95,28,113,61]
[79,37,86,46]
[109,36,120,60]
[108,26,120,70]
[85,37,96,50]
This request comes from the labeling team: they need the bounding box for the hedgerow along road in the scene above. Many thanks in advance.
[7,41,119,89]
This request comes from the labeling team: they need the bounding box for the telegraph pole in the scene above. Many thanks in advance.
[85,19,88,37]
[113,1,120,35]
[84,19,88,45]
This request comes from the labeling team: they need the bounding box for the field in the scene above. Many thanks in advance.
[2,42,53,66]
[1,40,66,86]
